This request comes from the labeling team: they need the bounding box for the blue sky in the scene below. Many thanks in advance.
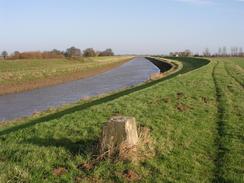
[0,0,243,54]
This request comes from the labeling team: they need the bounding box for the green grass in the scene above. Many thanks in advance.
[210,57,244,68]
[211,58,244,182]
[0,57,243,182]
[0,56,132,84]
[211,57,244,87]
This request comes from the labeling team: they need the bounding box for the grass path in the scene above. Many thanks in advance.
[212,60,244,182]
[224,62,244,88]
[212,61,228,182]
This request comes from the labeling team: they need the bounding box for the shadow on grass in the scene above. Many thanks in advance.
[24,137,98,155]
[0,57,210,137]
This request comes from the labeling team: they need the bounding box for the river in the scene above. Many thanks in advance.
[0,57,160,121]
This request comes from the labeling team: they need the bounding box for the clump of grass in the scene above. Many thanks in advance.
[119,127,155,163]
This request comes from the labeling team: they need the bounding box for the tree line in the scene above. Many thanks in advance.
[169,47,244,57]
[0,47,114,60]
[202,47,244,57]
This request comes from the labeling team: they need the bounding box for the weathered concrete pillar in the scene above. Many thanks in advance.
[100,116,139,157]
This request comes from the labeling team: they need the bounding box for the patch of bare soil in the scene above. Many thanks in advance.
[78,162,95,172]
[176,103,191,112]
[201,96,209,104]
[52,167,67,176]
[123,169,141,181]
[0,60,129,96]
[176,92,185,99]
[163,97,171,103]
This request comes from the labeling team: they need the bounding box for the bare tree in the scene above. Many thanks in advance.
[1,51,8,60]
[231,47,234,56]
[13,51,20,59]
[222,46,227,56]
[235,47,239,56]
[203,48,210,57]
[65,47,81,58]
[169,50,192,57]
[83,48,96,57]
[183,49,192,57]
[218,47,222,56]
[99,48,114,56]
[51,49,63,55]
[239,47,243,57]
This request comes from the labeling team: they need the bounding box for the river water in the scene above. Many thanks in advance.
[0,57,160,121]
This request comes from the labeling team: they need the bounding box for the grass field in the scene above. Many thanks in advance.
[0,57,243,182]
[0,56,133,95]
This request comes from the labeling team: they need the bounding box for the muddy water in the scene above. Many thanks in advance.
[0,57,159,121]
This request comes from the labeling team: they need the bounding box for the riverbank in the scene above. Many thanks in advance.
[5,57,243,182]
[2,57,227,183]
[2,57,242,182]
[0,57,161,122]
[147,57,183,80]
[0,57,181,125]
[0,56,133,96]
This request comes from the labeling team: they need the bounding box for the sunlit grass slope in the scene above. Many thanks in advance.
[0,57,243,182]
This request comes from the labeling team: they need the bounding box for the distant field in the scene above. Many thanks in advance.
[211,57,244,87]
[0,57,243,182]
[210,57,244,68]
[0,56,133,95]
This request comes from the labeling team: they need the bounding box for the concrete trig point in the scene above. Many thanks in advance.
[100,116,139,157]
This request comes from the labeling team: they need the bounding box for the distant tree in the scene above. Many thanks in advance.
[231,47,235,56]
[222,46,227,56]
[18,51,42,59]
[231,47,239,57]
[1,51,8,60]
[235,47,239,56]
[14,51,20,55]
[13,51,21,59]
[193,53,200,57]
[65,47,81,58]
[239,47,243,57]
[99,48,114,56]
[51,49,62,55]
[169,50,192,57]
[83,48,96,57]
[203,48,210,57]
[42,49,64,59]
[183,49,192,57]
[95,51,101,56]
[218,47,222,56]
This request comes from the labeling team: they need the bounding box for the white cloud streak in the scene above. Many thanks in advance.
[176,0,244,4]
[176,0,214,5]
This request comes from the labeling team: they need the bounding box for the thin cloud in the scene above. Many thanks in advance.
[177,0,244,4]
[176,0,214,5]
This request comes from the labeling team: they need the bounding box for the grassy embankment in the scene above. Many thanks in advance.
[0,57,243,182]
[0,56,133,95]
